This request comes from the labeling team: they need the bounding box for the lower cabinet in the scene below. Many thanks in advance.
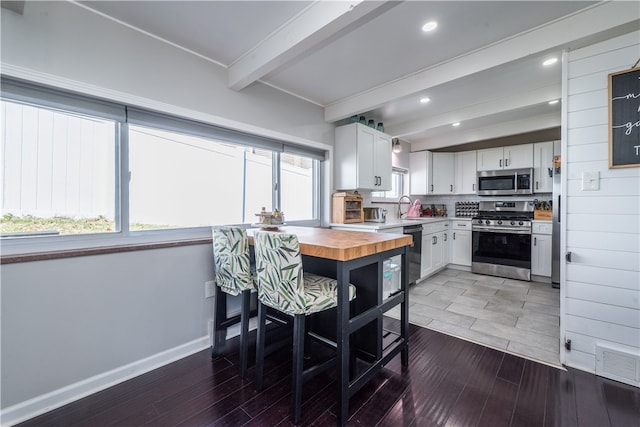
[531,221,552,277]
[450,220,472,266]
[420,221,449,278]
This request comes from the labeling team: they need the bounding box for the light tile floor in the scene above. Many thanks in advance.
[386,268,561,367]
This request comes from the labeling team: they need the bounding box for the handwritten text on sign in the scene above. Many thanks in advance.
[609,68,640,168]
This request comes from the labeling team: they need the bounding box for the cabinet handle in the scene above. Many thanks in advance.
[450,184,453,192]
[536,181,539,190]
[444,233,447,242]
[430,184,434,192]
[505,158,509,167]
[453,232,456,240]
[534,237,537,246]
[432,236,437,245]
[472,184,475,191]
[499,159,502,167]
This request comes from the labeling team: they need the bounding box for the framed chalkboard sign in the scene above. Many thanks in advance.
[608,67,640,168]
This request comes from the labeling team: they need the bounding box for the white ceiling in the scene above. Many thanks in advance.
[78,1,639,149]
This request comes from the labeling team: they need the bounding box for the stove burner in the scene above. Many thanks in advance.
[473,214,533,221]
[472,211,533,231]
[473,213,533,221]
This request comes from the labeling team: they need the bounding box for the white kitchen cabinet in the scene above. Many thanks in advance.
[476,147,503,171]
[533,141,554,193]
[531,221,552,277]
[450,219,472,266]
[410,151,431,195]
[409,151,454,195]
[439,227,449,270]
[432,152,455,194]
[454,150,477,194]
[335,123,392,191]
[421,233,433,278]
[420,221,449,278]
[477,144,533,171]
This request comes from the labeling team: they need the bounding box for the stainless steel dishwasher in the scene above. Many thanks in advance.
[403,224,422,285]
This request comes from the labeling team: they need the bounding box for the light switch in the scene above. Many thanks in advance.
[581,171,599,191]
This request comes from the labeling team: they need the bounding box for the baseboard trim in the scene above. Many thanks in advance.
[1,336,210,427]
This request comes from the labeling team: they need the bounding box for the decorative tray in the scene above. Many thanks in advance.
[251,223,287,230]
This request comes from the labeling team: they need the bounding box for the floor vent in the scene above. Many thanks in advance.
[595,344,640,387]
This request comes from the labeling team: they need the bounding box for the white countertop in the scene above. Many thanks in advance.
[330,217,471,231]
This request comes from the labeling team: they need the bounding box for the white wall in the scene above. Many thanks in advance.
[0,2,333,148]
[0,2,333,424]
[562,30,640,384]
[1,245,212,406]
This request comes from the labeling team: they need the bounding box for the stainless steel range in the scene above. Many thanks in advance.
[472,201,534,281]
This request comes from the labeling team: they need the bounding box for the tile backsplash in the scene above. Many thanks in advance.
[367,192,552,220]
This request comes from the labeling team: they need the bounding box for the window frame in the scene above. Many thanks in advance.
[0,78,323,254]
[371,168,408,203]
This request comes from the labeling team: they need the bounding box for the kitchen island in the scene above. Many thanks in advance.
[246,226,412,426]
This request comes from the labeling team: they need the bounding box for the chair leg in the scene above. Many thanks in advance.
[212,285,227,358]
[292,314,305,424]
[239,289,251,379]
[255,301,267,391]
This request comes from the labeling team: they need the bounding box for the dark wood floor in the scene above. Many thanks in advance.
[18,319,640,427]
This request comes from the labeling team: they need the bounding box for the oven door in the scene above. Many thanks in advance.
[472,227,531,280]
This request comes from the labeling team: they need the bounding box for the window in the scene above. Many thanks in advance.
[1,100,117,236]
[0,78,323,242]
[129,126,277,229]
[279,153,317,222]
[371,169,407,202]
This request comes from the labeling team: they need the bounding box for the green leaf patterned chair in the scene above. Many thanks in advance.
[211,226,255,379]
[253,231,357,424]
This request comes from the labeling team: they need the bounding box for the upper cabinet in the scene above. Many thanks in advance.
[409,150,431,195]
[477,144,533,171]
[432,153,455,194]
[533,141,554,193]
[454,150,477,195]
[409,151,454,195]
[335,123,392,191]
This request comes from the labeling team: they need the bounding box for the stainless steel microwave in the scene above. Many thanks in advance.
[476,168,533,196]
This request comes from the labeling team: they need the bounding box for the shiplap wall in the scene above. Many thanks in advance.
[563,30,640,383]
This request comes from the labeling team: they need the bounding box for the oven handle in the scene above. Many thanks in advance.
[472,226,531,234]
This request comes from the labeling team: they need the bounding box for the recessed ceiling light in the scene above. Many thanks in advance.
[549,99,559,105]
[422,21,438,32]
[452,122,460,127]
[420,97,431,104]
[543,57,558,66]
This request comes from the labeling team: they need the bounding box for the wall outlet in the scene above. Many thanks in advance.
[581,171,599,191]
[205,281,216,299]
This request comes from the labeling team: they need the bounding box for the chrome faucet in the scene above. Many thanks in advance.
[398,195,412,218]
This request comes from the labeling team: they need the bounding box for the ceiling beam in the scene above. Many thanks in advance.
[387,83,561,138]
[324,1,640,122]
[227,0,395,91]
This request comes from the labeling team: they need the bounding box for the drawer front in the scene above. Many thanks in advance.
[532,222,552,234]
[452,220,472,231]
[422,221,448,235]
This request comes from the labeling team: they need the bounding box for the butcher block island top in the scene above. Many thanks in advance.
[247,226,412,261]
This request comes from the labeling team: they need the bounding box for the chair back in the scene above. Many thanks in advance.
[212,226,253,296]
[253,231,305,314]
